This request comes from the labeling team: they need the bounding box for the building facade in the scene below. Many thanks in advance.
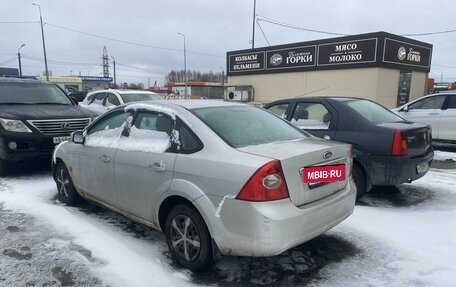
[226,32,432,108]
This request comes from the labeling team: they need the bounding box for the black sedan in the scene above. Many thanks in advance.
[264,97,434,198]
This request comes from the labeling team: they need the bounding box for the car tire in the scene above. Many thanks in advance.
[55,162,82,205]
[352,164,366,199]
[165,204,213,271]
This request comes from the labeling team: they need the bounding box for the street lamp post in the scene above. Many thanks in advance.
[177,32,187,96]
[219,66,224,86]
[17,44,25,76]
[251,0,256,49]
[111,56,116,87]
[32,3,49,81]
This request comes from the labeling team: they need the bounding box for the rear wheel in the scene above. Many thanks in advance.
[165,204,213,271]
[55,162,82,205]
[352,164,366,199]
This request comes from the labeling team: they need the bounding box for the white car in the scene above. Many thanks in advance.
[80,89,162,115]
[392,92,456,144]
[52,100,356,271]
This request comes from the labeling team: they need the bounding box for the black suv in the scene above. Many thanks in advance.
[0,77,97,174]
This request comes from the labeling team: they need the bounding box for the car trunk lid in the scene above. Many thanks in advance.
[380,122,432,157]
[237,138,352,206]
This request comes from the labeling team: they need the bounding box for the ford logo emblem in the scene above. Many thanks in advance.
[322,151,332,159]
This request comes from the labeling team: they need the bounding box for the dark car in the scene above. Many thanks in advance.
[264,97,434,198]
[0,77,97,174]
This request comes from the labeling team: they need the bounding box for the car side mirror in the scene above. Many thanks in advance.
[72,130,84,144]
[402,105,409,112]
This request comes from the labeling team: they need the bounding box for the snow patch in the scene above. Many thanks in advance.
[215,194,236,218]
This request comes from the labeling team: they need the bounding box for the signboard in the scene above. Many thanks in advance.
[317,38,377,66]
[81,76,113,82]
[266,46,316,70]
[383,38,432,69]
[228,52,265,73]
[226,32,432,75]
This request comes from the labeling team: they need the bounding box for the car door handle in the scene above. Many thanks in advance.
[99,155,111,163]
[323,135,331,140]
[148,162,166,172]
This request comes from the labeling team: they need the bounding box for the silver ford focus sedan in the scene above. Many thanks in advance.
[52,100,356,271]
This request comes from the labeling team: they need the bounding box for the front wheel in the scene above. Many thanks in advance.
[165,204,213,271]
[55,162,82,205]
[352,164,367,199]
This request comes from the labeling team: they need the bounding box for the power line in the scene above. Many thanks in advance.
[402,29,456,37]
[45,22,224,59]
[0,56,17,66]
[256,19,271,46]
[256,15,347,36]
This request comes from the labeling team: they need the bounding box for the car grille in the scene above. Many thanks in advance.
[28,118,91,136]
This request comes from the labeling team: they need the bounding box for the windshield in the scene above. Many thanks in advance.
[192,105,308,148]
[120,93,162,103]
[0,81,72,105]
[346,99,404,124]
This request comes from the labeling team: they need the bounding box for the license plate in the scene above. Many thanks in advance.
[303,164,346,184]
[416,161,429,174]
[53,136,70,144]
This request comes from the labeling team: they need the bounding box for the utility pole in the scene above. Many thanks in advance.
[111,56,116,87]
[17,44,25,76]
[251,0,256,49]
[177,32,187,96]
[32,3,49,81]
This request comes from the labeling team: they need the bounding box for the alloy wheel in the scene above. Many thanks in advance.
[57,168,70,198]
[170,215,201,262]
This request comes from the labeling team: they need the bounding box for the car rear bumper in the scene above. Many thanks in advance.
[357,148,434,186]
[194,179,356,257]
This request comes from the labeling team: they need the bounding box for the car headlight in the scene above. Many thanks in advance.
[0,118,32,133]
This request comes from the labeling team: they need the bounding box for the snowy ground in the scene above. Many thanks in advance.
[1,153,456,287]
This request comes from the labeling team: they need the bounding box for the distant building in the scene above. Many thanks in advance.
[226,31,433,108]
[42,76,113,92]
[169,81,224,99]
[0,67,19,77]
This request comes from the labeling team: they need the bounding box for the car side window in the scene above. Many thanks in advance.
[106,93,121,107]
[290,103,331,130]
[409,96,445,110]
[129,111,173,153]
[87,110,131,135]
[90,92,106,106]
[177,119,203,154]
[266,103,289,118]
[446,95,456,109]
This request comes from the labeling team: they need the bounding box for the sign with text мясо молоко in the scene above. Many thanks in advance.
[317,38,377,66]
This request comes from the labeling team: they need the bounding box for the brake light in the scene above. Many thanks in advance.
[392,130,408,156]
[236,160,289,201]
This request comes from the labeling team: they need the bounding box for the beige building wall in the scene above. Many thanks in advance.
[228,68,428,108]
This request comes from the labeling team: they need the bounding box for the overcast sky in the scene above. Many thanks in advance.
[1,0,455,86]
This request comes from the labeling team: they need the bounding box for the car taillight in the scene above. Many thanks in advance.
[236,160,289,202]
[392,130,408,156]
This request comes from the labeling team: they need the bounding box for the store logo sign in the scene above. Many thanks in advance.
[397,47,407,60]
[270,54,283,66]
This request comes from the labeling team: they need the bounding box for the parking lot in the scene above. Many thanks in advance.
[0,150,455,287]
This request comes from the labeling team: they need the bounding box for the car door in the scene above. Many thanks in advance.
[288,99,338,140]
[397,95,446,139]
[72,109,132,206]
[114,110,177,222]
[439,94,456,141]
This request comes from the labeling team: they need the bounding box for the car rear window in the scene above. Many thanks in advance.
[192,105,308,148]
[345,99,404,124]
[120,93,162,103]
[0,82,72,105]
